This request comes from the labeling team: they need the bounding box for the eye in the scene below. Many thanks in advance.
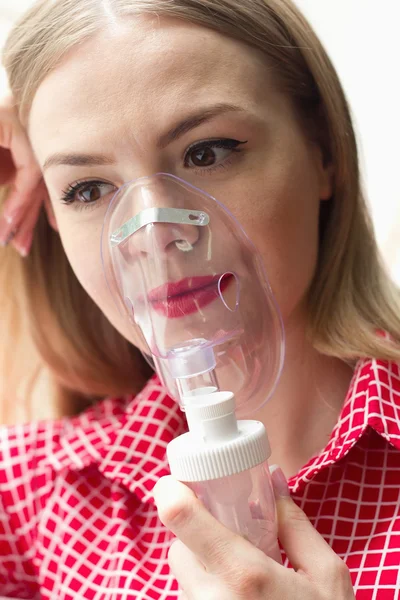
[78,182,114,203]
[184,139,247,169]
[61,180,117,206]
[188,146,219,167]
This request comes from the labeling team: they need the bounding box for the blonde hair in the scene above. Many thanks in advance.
[1,0,400,421]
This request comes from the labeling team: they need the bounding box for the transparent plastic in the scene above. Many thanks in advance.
[101,173,284,562]
[188,461,281,563]
[101,173,284,417]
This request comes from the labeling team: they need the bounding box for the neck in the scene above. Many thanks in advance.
[255,316,354,479]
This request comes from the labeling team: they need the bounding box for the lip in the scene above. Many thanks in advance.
[148,274,233,318]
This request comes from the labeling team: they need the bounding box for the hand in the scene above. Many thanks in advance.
[153,468,355,600]
[0,94,52,256]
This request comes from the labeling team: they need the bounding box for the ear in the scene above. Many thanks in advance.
[313,145,334,201]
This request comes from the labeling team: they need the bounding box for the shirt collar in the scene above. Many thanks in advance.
[290,358,400,493]
[48,376,187,502]
[326,358,400,452]
[48,359,400,499]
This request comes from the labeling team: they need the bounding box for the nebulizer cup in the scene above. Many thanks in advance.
[101,173,285,562]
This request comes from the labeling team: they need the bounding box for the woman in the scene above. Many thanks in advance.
[1,0,399,598]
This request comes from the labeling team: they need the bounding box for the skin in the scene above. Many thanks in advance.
[28,17,353,477]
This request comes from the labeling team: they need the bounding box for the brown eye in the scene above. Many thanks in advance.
[184,139,247,170]
[61,180,117,207]
[78,183,115,203]
[189,146,217,167]
[79,184,101,203]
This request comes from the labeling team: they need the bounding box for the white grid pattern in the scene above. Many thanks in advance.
[1,359,400,599]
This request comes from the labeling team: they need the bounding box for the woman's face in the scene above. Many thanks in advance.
[28,17,332,351]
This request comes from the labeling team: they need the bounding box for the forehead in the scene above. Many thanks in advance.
[29,17,276,154]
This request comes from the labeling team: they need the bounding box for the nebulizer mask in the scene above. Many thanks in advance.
[101,173,285,562]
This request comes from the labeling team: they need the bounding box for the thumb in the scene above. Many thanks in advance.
[269,465,337,578]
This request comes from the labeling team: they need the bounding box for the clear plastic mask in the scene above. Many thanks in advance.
[101,173,284,417]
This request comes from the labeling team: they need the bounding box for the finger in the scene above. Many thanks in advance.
[1,97,38,179]
[168,539,210,598]
[2,130,41,224]
[270,465,340,579]
[154,476,239,572]
[0,176,46,248]
[0,194,30,248]
[153,476,268,575]
[0,177,41,242]
[10,193,42,257]
[3,166,42,223]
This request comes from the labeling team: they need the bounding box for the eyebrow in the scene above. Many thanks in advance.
[42,103,244,171]
[157,103,244,149]
[42,152,114,172]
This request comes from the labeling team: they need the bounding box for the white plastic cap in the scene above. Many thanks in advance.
[167,419,270,482]
[167,390,271,482]
[184,391,238,442]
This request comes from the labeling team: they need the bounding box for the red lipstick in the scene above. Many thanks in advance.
[148,274,233,318]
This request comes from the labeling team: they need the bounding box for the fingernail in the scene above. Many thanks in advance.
[14,232,33,258]
[16,245,28,258]
[270,464,290,498]
[2,199,23,225]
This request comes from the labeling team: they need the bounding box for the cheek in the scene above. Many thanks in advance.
[227,149,321,320]
[50,200,113,315]
[54,214,145,348]
[58,218,104,297]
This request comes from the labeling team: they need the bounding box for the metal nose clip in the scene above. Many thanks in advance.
[110,207,209,247]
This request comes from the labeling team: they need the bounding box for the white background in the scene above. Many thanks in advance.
[1,0,399,282]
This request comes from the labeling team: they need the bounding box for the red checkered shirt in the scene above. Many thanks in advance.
[1,358,399,599]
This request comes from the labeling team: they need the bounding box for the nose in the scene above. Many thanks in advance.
[112,174,204,259]
[129,220,200,255]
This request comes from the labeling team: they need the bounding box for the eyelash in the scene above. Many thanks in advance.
[60,138,247,208]
[60,180,113,208]
[183,138,247,169]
